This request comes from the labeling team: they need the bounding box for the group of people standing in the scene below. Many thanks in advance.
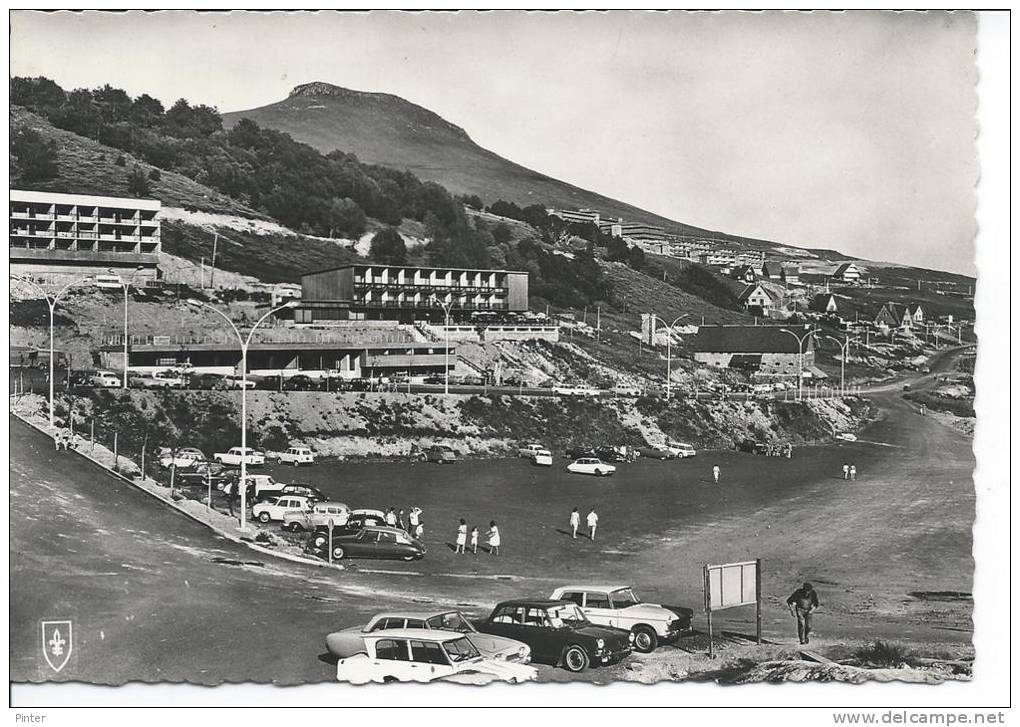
[841,463,859,481]
[384,506,425,540]
[52,427,76,451]
[455,519,501,555]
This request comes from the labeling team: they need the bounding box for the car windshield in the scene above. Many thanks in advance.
[547,604,589,627]
[611,588,641,608]
[426,612,474,633]
[442,636,481,662]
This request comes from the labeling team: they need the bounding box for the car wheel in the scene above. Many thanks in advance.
[287,522,303,532]
[258,512,271,524]
[331,545,345,560]
[594,468,603,476]
[633,626,658,653]
[562,645,590,673]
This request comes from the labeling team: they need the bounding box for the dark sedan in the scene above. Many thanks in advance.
[309,525,425,562]
[473,600,633,672]
[176,461,232,487]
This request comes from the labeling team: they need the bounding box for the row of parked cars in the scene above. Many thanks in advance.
[514,440,698,477]
[324,585,695,683]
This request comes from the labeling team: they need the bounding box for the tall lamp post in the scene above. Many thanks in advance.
[651,314,689,400]
[823,334,859,397]
[429,295,455,396]
[778,327,818,402]
[186,298,299,531]
[106,266,146,388]
[12,274,95,427]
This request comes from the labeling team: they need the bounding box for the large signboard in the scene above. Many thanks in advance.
[640,314,656,346]
[707,560,758,610]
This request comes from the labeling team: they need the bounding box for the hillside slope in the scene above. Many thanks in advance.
[223,83,774,246]
[10,107,264,219]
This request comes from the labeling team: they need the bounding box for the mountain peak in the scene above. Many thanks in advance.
[289,82,368,99]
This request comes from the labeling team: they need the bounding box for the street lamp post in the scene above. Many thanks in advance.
[429,295,454,396]
[651,314,690,400]
[187,298,298,531]
[778,327,818,402]
[110,266,147,389]
[12,274,95,427]
[822,334,859,397]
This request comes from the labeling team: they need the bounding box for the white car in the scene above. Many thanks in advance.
[835,432,859,442]
[664,441,697,458]
[518,443,546,458]
[252,494,314,523]
[134,370,187,389]
[213,446,266,467]
[566,458,616,476]
[550,585,695,653]
[532,449,554,467]
[278,446,315,466]
[335,629,537,685]
[158,448,206,470]
[90,371,121,388]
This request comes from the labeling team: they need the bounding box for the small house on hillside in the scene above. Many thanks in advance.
[691,324,821,378]
[832,262,862,283]
[761,261,782,280]
[907,303,925,326]
[738,283,777,314]
[730,265,756,284]
[874,302,913,330]
[809,292,839,314]
[780,264,801,286]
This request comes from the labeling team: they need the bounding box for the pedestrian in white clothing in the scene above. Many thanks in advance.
[455,518,467,554]
[842,463,850,480]
[712,465,721,484]
[487,521,501,556]
[569,507,581,539]
[470,526,479,554]
[586,509,598,541]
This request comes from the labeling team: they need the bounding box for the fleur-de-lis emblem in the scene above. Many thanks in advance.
[41,620,72,673]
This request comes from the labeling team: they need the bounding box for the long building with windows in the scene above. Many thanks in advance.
[10,190,161,279]
[296,264,529,323]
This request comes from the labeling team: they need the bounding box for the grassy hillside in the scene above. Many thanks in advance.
[222,83,783,249]
[10,107,264,218]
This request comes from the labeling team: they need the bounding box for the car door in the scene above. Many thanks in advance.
[524,607,561,662]
[582,591,617,628]
[482,606,528,644]
[409,640,451,681]
[372,638,414,681]
[375,531,399,558]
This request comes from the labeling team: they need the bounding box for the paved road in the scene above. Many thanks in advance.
[10,346,975,685]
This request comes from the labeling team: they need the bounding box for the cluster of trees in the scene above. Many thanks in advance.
[9,127,58,182]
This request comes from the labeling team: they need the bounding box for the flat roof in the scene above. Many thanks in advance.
[11,189,161,210]
[302,263,529,277]
[102,340,454,353]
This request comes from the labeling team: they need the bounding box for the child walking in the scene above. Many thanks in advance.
[455,518,467,554]
[470,526,479,554]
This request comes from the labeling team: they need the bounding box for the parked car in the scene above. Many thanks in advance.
[240,474,286,499]
[158,447,206,470]
[251,494,314,523]
[285,374,324,391]
[307,512,388,547]
[567,458,616,477]
[282,500,351,532]
[133,369,187,389]
[637,447,671,460]
[276,484,327,502]
[565,445,597,460]
[549,585,694,653]
[277,446,316,466]
[176,461,232,487]
[189,372,228,390]
[421,445,456,464]
[334,629,537,685]
[835,432,858,442]
[213,446,266,467]
[311,525,426,562]
[518,443,546,458]
[90,370,121,388]
[531,449,554,467]
[594,446,628,463]
[326,610,532,663]
[664,441,697,458]
[473,600,633,672]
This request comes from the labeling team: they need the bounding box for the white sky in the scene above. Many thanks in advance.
[10,10,978,275]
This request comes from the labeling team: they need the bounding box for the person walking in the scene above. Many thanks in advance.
[850,464,857,481]
[397,508,406,531]
[470,526,479,554]
[385,508,397,527]
[586,508,598,541]
[408,506,420,534]
[414,520,424,540]
[455,518,467,554]
[487,520,501,556]
[786,582,821,645]
[842,463,850,480]
[712,464,721,484]
[569,507,581,539]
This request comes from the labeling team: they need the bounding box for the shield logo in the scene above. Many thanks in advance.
[41,620,73,673]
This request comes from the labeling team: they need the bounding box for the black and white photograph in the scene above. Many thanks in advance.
[6,7,1009,714]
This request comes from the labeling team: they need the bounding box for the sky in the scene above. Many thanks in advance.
[10,10,978,275]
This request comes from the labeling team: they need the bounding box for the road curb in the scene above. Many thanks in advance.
[10,410,345,574]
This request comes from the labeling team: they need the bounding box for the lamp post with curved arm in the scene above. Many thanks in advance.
[12,274,95,427]
[651,314,690,400]
[822,334,859,397]
[108,266,147,389]
[429,295,455,396]
[777,327,818,401]
[186,299,299,531]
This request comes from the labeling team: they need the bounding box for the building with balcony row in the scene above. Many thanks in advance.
[296,264,529,323]
[10,190,162,279]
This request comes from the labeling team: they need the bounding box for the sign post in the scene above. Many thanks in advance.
[704,559,763,657]
[328,519,335,565]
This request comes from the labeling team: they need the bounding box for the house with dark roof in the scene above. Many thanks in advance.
[692,324,817,377]
[809,292,839,314]
[737,283,776,313]
[761,261,782,280]
[780,264,801,286]
[730,265,757,284]
[831,262,862,283]
[874,302,913,330]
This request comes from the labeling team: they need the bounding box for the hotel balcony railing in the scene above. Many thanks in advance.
[362,300,508,311]
[354,281,506,293]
